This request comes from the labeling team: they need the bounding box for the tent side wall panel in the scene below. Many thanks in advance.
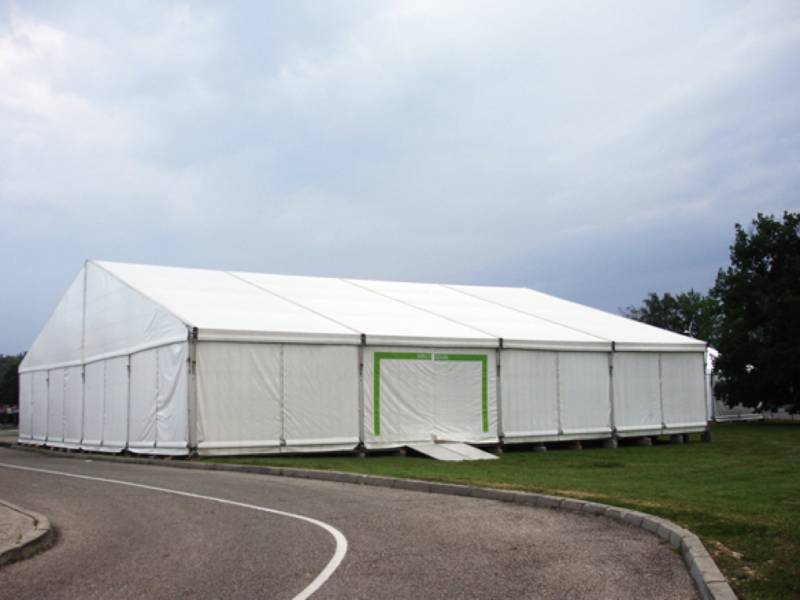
[82,361,104,449]
[196,342,283,454]
[63,366,83,447]
[18,373,33,442]
[283,345,359,448]
[661,352,708,431]
[500,350,560,441]
[363,346,498,449]
[129,349,158,451]
[46,368,65,445]
[31,370,49,442]
[612,352,663,436]
[102,356,129,451]
[557,352,612,438]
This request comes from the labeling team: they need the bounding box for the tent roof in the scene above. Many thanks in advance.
[91,260,703,351]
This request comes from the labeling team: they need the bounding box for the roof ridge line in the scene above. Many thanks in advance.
[341,278,498,342]
[442,284,612,344]
[225,272,363,337]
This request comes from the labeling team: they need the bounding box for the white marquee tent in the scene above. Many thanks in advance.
[18,261,709,456]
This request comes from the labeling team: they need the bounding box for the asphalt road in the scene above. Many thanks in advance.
[0,447,697,599]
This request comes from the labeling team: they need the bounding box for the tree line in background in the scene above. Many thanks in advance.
[0,353,24,408]
[622,211,800,413]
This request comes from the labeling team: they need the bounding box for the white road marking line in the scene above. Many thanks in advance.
[0,461,347,600]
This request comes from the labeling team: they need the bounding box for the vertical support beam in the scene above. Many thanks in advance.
[357,334,366,448]
[555,352,563,437]
[703,345,711,424]
[125,355,132,452]
[495,340,504,445]
[45,370,50,443]
[658,352,666,431]
[186,327,198,453]
[279,343,286,448]
[608,342,616,441]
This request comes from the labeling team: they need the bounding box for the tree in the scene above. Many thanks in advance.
[621,289,720,346]
[0,353,24,407]
[711,211,800,413]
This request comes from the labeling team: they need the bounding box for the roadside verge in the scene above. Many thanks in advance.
[0,498,54,568]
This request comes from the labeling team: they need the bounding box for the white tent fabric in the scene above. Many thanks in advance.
[129,349,159,452]
[612,353,663,436]
[18,373,32,441]
[501,350,560,441]
[661,353,708,428]
[63,366,83,448]
[363,347,497,448]
[19,259,710,456]
[46,368,65,446]
[196,342,283,453]
[350,279,610,351]
[451,285,705,351]
[557,352,612,438]
[31,370,48,442]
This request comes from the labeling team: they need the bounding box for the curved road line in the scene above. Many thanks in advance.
[0,462,348,600]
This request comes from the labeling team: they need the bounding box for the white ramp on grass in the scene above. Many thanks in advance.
[408,442,499,461]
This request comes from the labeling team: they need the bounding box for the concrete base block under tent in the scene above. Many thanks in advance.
[18,261,710,457]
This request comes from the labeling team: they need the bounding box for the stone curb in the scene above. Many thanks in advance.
[5,444,735,598]
[0,498,55,569]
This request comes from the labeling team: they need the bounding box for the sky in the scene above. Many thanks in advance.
[1,0,799,354]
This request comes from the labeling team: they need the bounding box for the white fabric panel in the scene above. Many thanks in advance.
[63,366,83,447]
[47,369,65,443]
[612,353,662,434]
[82,361,104,448]
[156,344,188,449]
[196,342,282,450]
[352,279,608,350]
[31,371,49,441]
[432,355,495,442]
[365,352,434,445]
[558,352,612,435]
[232,272,495,346]
[283,345,359,447]
[452,285,706,351]
[129,349,158,449]
[661,353,708,428]
[96,261,357,343]
[84,262,188,363]
[501,350,560,439]
[363,348,496,447]
[20,269,84,371]
[18,373,33,441]
[103,356,129,450]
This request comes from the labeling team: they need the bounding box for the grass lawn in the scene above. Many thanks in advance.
[207,422,800,599]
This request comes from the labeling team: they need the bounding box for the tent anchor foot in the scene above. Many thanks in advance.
[602,437,618,449]
[637,436,652,447]
[670,434,684,445]
[701,429,713,443]
[533,443,547,453]
[568,440,582,451]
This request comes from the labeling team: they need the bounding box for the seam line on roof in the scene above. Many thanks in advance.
[340,279,498,341]
[443,284,613,345]
[224,272,363,337]
[89,261,194,329]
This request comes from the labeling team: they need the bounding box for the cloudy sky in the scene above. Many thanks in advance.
[2,1,799,354]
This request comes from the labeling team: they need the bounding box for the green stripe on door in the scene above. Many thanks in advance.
[372,352,489,437]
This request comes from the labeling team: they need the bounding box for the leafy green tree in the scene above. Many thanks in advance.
[0,353,24,407]
[621,289,720,346]
[711,211,800,413]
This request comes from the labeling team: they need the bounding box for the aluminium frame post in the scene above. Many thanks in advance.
[357,334,366,452]
[187,327,199,454]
